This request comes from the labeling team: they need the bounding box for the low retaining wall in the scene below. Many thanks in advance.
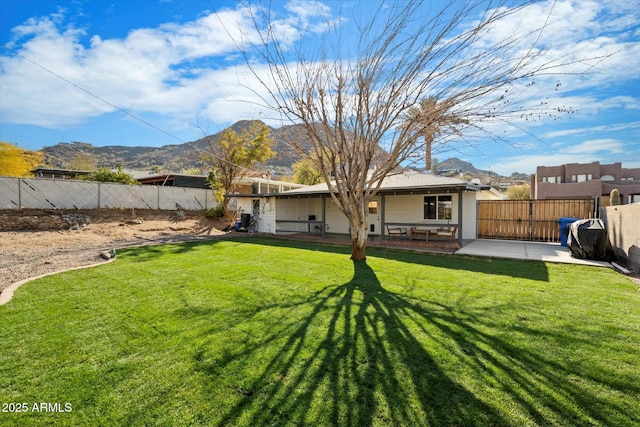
[0,208,205,231]
[601,204,640,272]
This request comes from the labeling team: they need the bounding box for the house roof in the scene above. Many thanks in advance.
[276,170,478,198]
[31,167,92,178]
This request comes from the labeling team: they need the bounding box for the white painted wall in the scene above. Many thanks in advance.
[384,193,460,225]
[325,198,350,234]
[384,192,477,239]
[261,191,479,239]
[235,196,277,234]
[260,197,277,234]
[274,198,325,233]
[462,192,477,239]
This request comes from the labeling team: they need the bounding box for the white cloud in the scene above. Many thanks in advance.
[0,0,638,147]
[564,139,624,154]
[543,121,640,139]
[0,2,321,129]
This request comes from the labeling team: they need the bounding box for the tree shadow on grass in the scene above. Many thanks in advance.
[239,235,551,282]
[187,259,636,426]
[115,235,549,282]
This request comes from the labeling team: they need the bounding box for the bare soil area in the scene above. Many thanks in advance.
[0,210,230,292]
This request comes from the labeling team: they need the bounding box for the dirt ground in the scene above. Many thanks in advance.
[0,210,231,292]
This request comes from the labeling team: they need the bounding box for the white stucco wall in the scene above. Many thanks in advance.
[384,192,477,239]
[325,198,350,234]
[260,197,277,234]
[235,196,277,234]
[462,192,477,240]
[262,190,479,239]
[383,193,459,225]
[275,198,325,233]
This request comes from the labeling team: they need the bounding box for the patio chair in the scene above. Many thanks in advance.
[434,226,457,240]
[386,226,408,237]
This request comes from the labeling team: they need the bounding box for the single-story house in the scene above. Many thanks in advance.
[137,172,306,193]
[137,173,210,188]
[31,167,92,180]
[232,170,481,245]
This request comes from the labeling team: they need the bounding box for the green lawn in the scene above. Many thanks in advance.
[1,237,638,426]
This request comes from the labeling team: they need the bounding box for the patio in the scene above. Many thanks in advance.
[455,239,612,267]
[268,233,613,267]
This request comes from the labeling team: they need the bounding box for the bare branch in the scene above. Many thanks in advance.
[225,0,610,259]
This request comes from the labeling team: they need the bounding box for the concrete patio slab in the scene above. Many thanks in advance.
[456,239,612,267]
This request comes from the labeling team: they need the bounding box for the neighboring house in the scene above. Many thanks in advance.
[137,172,305,193]
[468,179,505,200]
[235,174,307,194]
[531,162,640,205]
[475,185,506,200]
[31,167,92,180]
[232,170,480,244]
[137,173,210,188]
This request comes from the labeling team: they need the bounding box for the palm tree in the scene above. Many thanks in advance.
[405,97,467,171]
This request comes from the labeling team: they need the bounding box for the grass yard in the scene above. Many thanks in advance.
[1,237,639,426]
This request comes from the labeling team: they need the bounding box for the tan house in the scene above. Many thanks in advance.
[531,162,640,205]
[232,170,481,245]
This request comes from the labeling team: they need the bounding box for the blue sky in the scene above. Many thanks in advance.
[1,0,638,176]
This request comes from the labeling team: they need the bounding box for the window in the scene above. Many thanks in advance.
[543,176,562,183]
[368,200,378,214]
[571,173,593,182]
[424,195,452,220]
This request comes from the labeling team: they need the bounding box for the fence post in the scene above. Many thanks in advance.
[529,200,533,241]
[98,182,101,208]
[18,179,22,208]
[157,186,161,210]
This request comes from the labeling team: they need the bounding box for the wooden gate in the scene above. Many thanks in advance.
[477,199,596,242]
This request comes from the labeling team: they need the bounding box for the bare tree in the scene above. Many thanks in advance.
[231,0,606,260]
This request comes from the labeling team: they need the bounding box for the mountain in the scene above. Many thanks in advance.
[41,121,527,182]
[42,120,311,173]
[435,157,499,177]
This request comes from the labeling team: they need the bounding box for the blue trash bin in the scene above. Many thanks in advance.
[558,217,579,247]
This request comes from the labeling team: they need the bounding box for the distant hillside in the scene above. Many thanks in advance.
[41,121,315,173]
[435,157,498,177]
[41,121,527,182]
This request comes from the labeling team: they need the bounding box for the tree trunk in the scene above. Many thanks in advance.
[425,134,433,171]
[350,218,368,260]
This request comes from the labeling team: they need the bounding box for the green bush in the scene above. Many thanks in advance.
[82,168,138,185]
[206,205,225,218]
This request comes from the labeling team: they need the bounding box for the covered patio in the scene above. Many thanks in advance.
[265,171,480,246]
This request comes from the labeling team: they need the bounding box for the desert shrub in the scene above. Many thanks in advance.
[207,205,225,218]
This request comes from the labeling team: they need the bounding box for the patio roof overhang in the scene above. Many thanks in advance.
[273,182,479,199]
[228,171,481,201]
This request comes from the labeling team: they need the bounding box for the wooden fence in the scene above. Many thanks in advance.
[477,199,596,242]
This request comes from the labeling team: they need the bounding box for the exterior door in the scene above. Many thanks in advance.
[367,198,381,235]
